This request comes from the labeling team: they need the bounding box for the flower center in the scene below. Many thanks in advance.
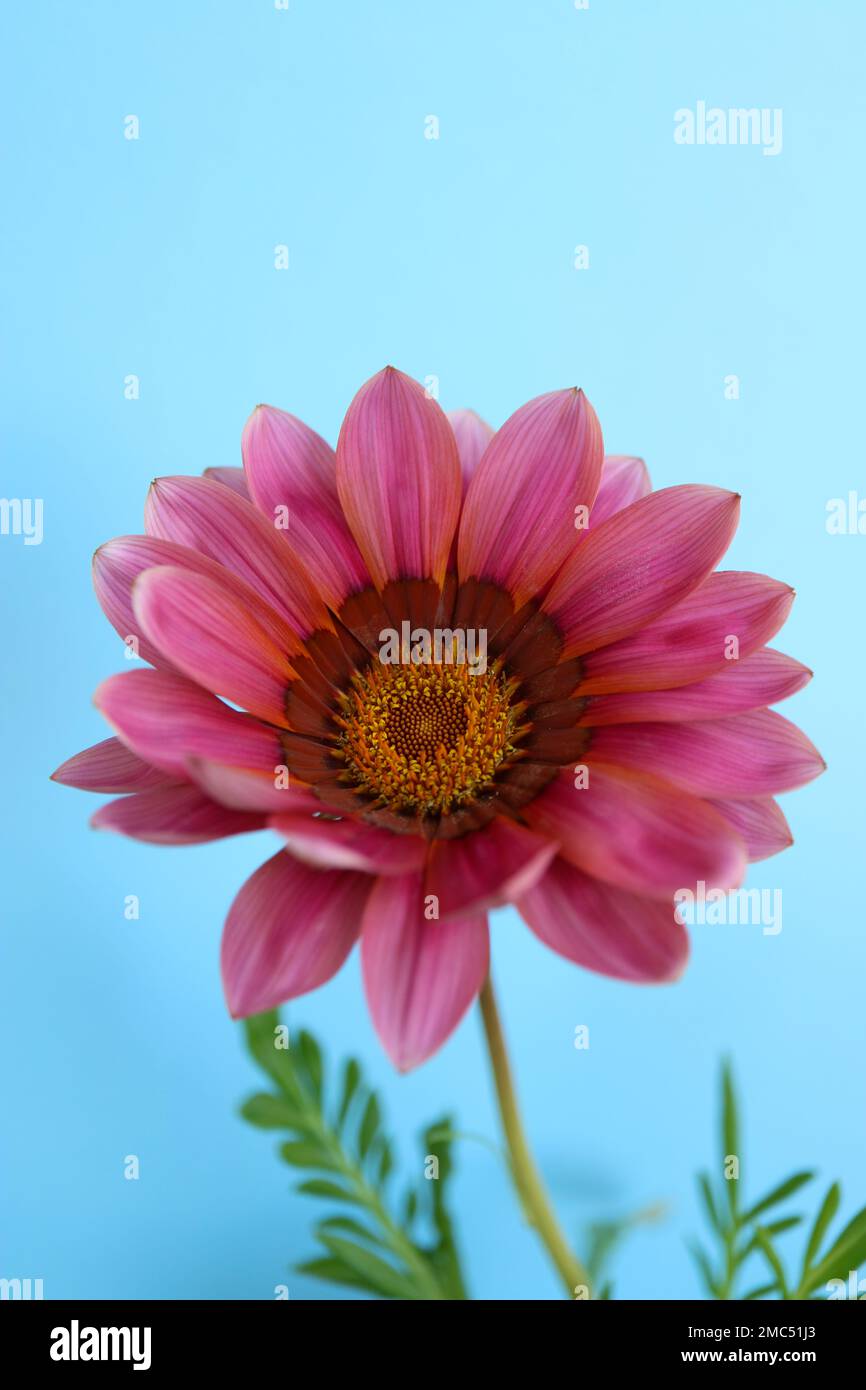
[336,658,521,817]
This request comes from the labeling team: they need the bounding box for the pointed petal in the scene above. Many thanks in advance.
[242,404,368,608]
[589,710,826,796]
[708,797,793,862]
[426,817,557,918]
[221,851,370,1016]
[458,388,603,606]
[269,814,426,875]
[336,367,461,589]
[132,565,293,726]
[580,649,812,724]
[93,534,295,669]
[91,784,265,843]
[203,466,250,498]
[585,455,651,530]
[145,475,332,637]
[544,486,741,659]
[94,668,281,777]
[577,571,795,694]
[51,736,178,792]
[518,856,689,982]
[523,765,746,898]
[361,873,489,1070]
[186,757,319,813]
[447,408,494,493]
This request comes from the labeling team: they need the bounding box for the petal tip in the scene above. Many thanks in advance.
[50,757,84,787]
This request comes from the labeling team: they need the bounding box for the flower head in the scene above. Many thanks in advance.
[53,368,823,1069]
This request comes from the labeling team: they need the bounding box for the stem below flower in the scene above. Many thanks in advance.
[478,972,591,1300]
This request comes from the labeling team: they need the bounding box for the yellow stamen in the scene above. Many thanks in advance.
[335,658,521,816]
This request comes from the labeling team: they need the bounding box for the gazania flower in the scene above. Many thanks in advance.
[53,368,823,1070]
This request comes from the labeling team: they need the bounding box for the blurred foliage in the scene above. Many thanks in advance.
[242,1020,866,1301]
[691,1060,866,1300]
[241,1010,467,1300]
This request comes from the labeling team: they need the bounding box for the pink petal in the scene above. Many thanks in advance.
[458,388,603,606]
[585,455,651,530]
[269,814,426,874]
[426,817,557,918]
[518,856,689,982]
[708,797,793,862]
[242,404,368,608]
[577,571,795,694]
[590,711,826,797]
[523,765,746,899]
[580,649,812,724]
[361,873,489,1071]
[94,668,281,777]
[336,367,462,589]
[544,486,741,659]
[51,736,179,792]
[447,408,494,493]
[93,534,295,669]
[145,475,332,638]
[203,466,250,498]
[221,851,371,1017]
[132,565,293,727]
[186,757,320,813]
[92,784,265,843]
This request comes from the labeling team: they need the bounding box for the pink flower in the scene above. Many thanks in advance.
[53,369,823,1069]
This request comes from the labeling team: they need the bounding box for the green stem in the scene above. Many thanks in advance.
[317,1123,444,1301]
[479,972,591,1299]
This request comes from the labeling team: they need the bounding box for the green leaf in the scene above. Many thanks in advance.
[241,1013,469,1300]
[280,1140,340,1171]
[741,1171,814,1224]
[336,1058,361,1132]
[297,1030,323,1103]
[755,1228,789,1299]
[424,1125,503,1160]
[243,1012,302,1099]
[698,1172,723,1235]
[317,1233,416,1300]
[376,1138,394,1186]
[688,1239,722,1299]
[296,1178,362,1205]
[358,1093,380,1158]
[802,1182,841,1277]
[240,1092,299,1130]
[318,1215,388,1249]
[721,1060,740,1216]
[799,1204,866,1295]
[243,1009,280,1052]
[742,1282,778,1300]
[739,1215,803,1259]
[419,1118,467,1300]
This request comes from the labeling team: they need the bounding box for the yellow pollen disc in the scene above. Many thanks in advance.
[336,659,521,817]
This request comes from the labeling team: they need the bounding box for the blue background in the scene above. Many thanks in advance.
[2,0,863,1300]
